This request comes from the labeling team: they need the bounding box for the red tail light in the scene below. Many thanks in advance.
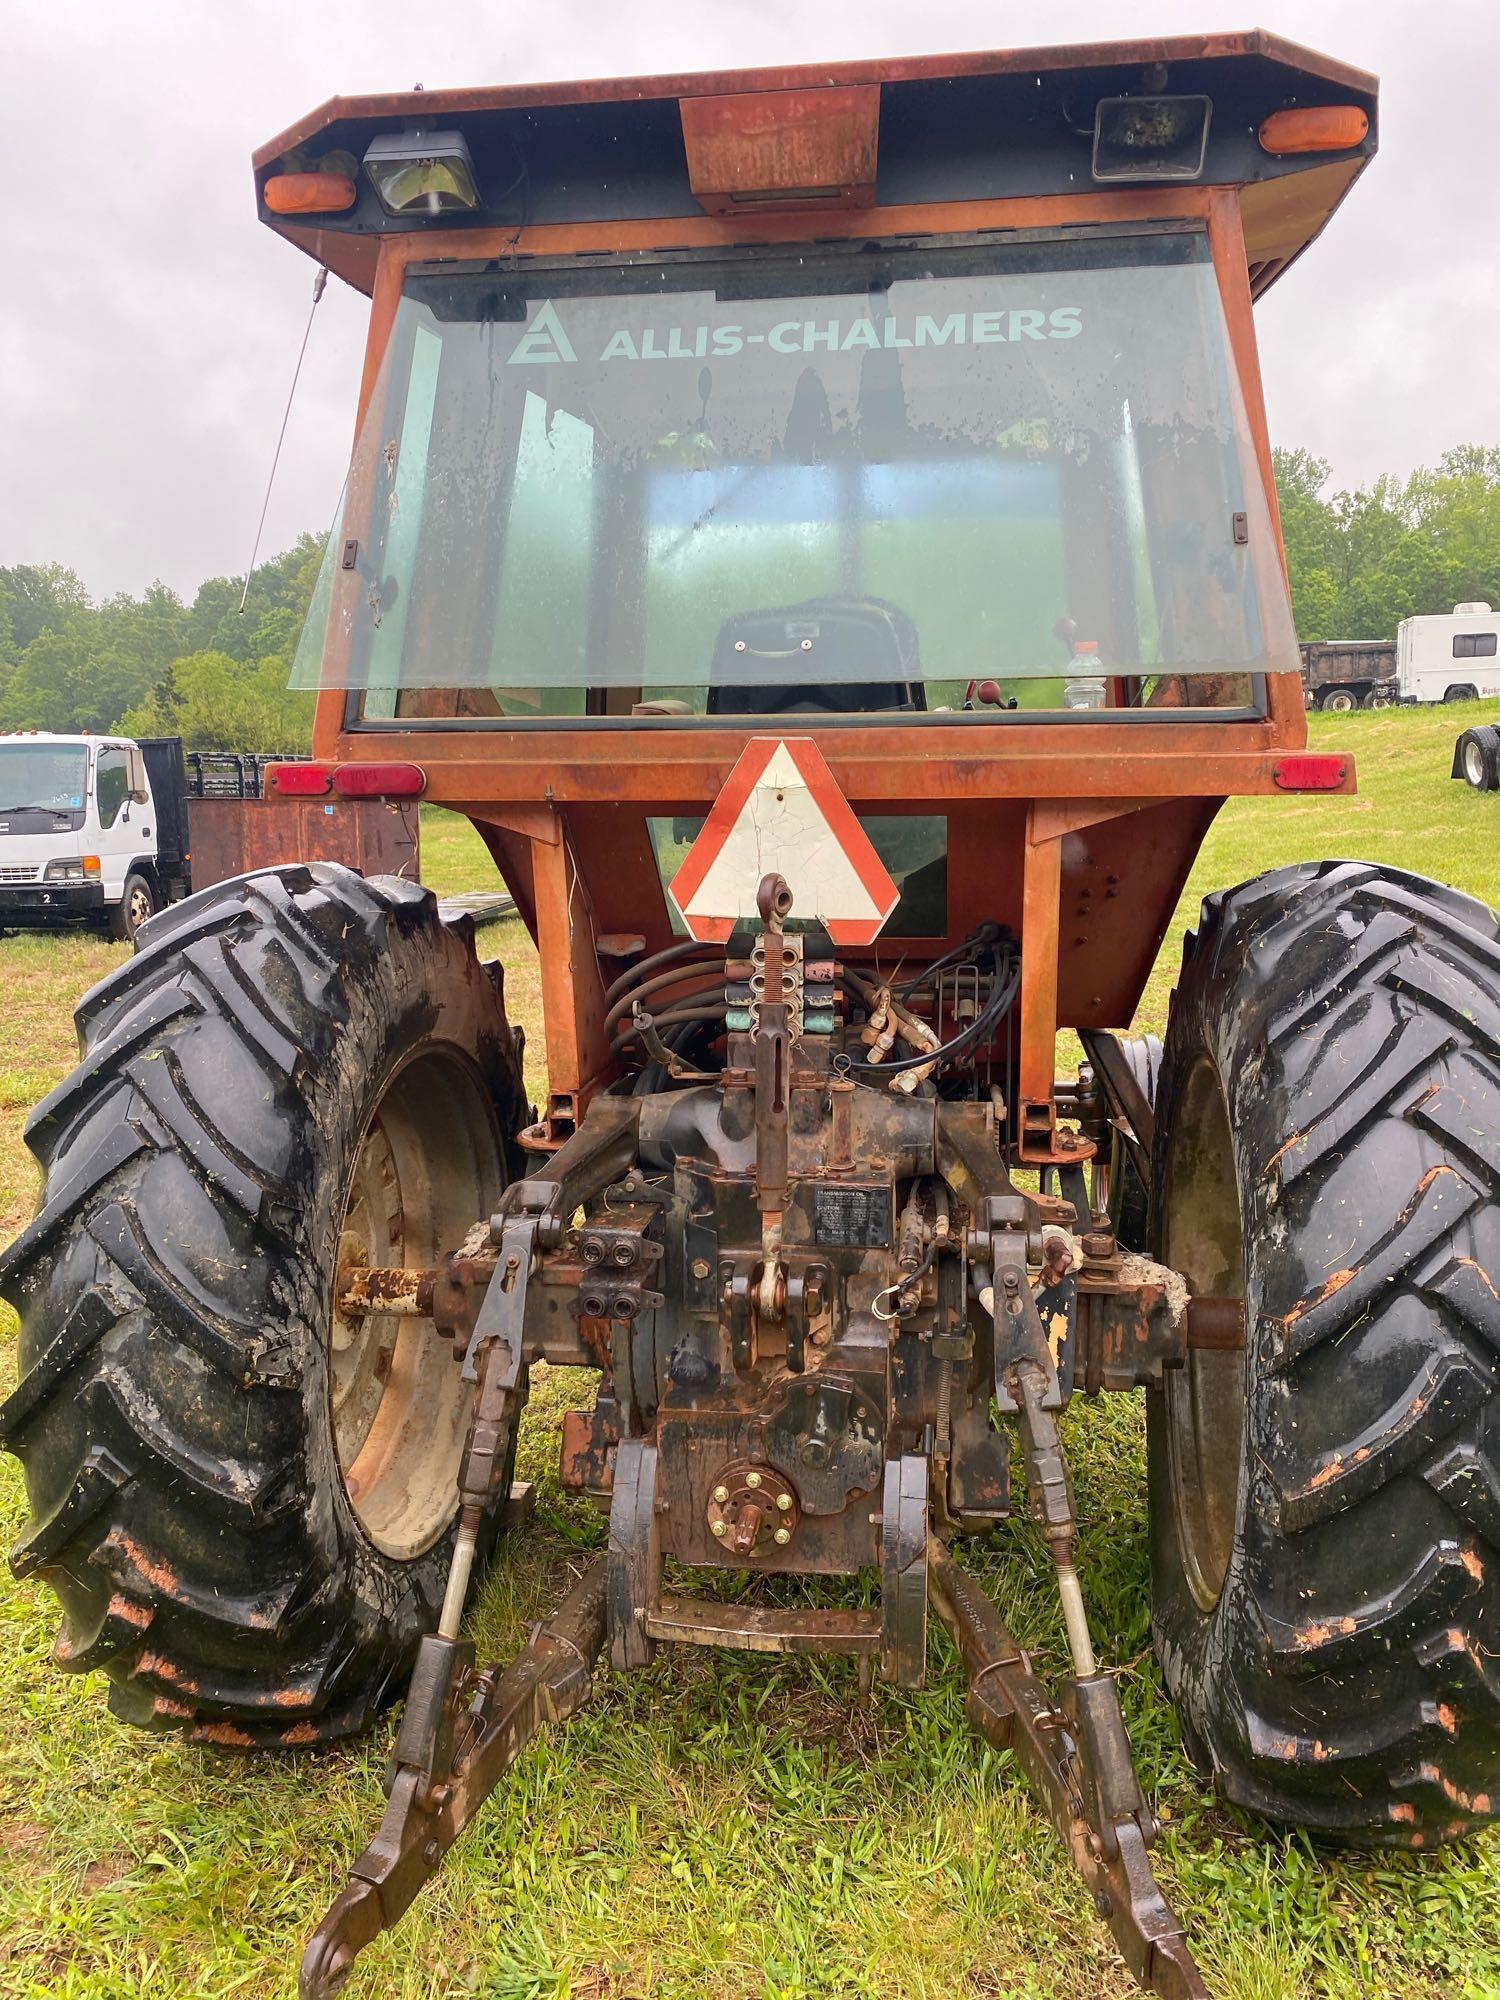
[332,762,426,799]
[1273,755,1350,792]
[268,762,333,796]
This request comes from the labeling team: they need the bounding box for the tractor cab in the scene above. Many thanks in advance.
[262,33,1373,1153]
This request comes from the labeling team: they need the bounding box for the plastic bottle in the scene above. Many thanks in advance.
[1064,639,1107,710]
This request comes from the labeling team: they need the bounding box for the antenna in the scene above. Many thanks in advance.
[238,264,329,614]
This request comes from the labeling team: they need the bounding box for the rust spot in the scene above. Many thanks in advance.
[1306,1455,1344,1492]
[192,1720,257,1748]
[1389,1802,1417,1824]
[101,1528,179,1599]
[107,1592,152,1631]
[269,1685,314,1709]
[1339,1615,1356,1635]
[151,1695,193,1722]
[1436,1703,1458,1736]
[1454,1257,1500,1305]
[1461,1547,1484,1584]
[1264,1129,1307,1176]
[1283,1267,1355,1331]
[279,1720,320,1745]
[1295,1620,1334,1649]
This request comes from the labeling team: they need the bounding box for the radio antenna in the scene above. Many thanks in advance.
[238,264,329,614]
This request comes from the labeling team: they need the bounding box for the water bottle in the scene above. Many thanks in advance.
[1064,639,1107,710]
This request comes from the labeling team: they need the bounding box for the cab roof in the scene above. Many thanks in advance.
[256,29,1377,300]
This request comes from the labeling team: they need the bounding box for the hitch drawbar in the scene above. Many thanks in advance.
[300,1537,1205,2000]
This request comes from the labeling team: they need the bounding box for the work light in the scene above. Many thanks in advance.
[362,129,479,215]
[1091,95,1212,181]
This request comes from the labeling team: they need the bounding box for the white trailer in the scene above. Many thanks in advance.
[1396,603,1500,704]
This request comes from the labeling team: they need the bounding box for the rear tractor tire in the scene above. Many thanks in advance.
[1148,860,1500,1844]
[0,863,529,1746]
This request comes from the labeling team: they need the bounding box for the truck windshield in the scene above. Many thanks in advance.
[292,228,1295,719]
[0,743,88,815]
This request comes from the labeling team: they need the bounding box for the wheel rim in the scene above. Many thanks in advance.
[1465,741,1486,787]
[127,882,153,930]
[1325,691,1353,712]
[1159,1055,1245,1613]
[330,1046,502,1559]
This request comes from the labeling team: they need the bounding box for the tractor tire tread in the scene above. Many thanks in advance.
[1150,858,1500,1843]
[0,862,525,1745]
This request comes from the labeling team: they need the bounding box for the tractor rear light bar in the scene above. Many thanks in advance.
[331,761,427,799]
[1273,754,1350,791]
[266,762,426,799]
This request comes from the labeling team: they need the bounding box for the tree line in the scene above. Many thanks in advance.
[0,537,323,751]
[2,445,1497,748]
[1275,444,1500,643]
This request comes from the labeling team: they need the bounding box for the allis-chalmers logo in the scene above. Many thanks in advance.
[507,298,1083,365]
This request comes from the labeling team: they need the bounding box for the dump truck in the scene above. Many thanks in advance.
[3,31,1496,2000]
[0,731,418,938]
[1298,639,1397,710]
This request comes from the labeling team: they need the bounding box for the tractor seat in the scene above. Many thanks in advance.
[706,596,926,716]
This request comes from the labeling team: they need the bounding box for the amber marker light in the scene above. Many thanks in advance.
[1259,106,1369,155]
[263,171,358,215]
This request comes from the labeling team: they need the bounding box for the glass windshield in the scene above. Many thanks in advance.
[293,229,1295,718]
[0,743,88,814]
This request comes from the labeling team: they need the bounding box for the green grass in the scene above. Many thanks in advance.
[2,707,1499,1998]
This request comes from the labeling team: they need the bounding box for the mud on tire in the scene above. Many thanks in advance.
[1149,860,1500,1843]
[0,863,529,1746]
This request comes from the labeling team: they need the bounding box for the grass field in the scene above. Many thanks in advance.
[2,704,1498,2000]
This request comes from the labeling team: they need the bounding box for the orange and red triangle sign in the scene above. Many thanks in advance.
[668,737,899,945]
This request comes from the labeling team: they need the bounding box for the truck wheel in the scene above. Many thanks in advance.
[1456,727,1500,792]
[1149,860,1500,1843]
[0,863,529,1746]
[1317,687,1357,713]
[109,870,158,943]
[1444,684,1480,705]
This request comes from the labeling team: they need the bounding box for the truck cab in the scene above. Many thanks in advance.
[0,731,165,938]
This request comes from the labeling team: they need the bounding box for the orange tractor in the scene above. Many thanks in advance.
[4,32,1497,1998]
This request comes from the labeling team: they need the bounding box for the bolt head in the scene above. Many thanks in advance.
[745,1469,762,1489]
[775,1492,793,1513]
[711,1519,728,1537]
[712,1484,730,1505]
[691,1257,712,1280]
[773,1526,792,1545]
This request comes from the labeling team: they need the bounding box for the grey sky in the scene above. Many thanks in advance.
[3,0,1495,602]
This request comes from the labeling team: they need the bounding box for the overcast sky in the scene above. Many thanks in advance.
[3,0,1495,603]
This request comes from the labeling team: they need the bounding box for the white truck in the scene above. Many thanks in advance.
[0,733,190,940]
[1396,602,1500,705]
[0,732,420,941]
